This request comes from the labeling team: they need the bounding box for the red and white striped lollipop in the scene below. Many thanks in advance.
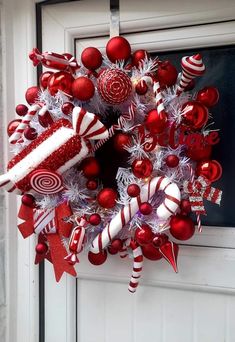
[176,54,205,96]
[29,169,64,194]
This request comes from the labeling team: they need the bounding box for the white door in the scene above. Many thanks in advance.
[3,1,235,342]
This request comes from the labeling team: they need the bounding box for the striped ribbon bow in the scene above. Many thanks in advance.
[183,176,222,215]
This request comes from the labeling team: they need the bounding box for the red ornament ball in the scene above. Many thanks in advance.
[135,224,154,246]
[7,119,21,137]
[61,102,74,115]
[113,132,132,153]
[39,71,53,90]
[106,36,131,63]
[15,104,28,116]
[142,244,163,261]
[86,179,98,190]
[145,109,168,134]
[24,127,38,140]
[132,50,149,68]
[25,86,40,105]
[170,214,195,241]
[21,193,35,208]
[88,250,107,265]
[97,69,132,105]
[127,184,140,197]
[165,155,179,168]
[72,76,95,101]
[38,111,54,128]
[89,213,101,226]
[97,188,118,209]
[139,202,153,215]
[182,101,208,130]
[196,159,222,182]
[108,239,123,255]
[35,243,48,255]
[196,86,219,107]
[135,80,148,95]
[48,71,74,96]
[152,233,169,248]
[132,158,153,179]
[157,60,178,88]
[80,157,100,178]
[186,144,212,161]
[81,47,102,70]
[180,199,191,215]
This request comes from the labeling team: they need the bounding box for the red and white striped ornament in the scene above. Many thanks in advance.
[65,217,87,265]
[153,81,165,114]
[29,169,64,195]
[34,207,57,235]
[128,240,143,293]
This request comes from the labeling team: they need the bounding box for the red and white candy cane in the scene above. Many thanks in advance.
[176,54,205,96]
[153,81,165,114]
[65,217,87,265]
[127,240,143,293]
[90,176,181,254]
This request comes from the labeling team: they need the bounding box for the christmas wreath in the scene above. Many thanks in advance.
[2,36,222,292]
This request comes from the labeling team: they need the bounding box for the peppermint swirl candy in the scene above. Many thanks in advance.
[29,169,64,194]
[97,69,132,105]
[181,54,205,77]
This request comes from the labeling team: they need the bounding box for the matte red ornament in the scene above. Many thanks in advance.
[135,224,154,246]
[157,60,178,87]
[132,158,153,179]
[165,155,179,168]
[182,101,208,130]
[86,179,98,190]
[159,241,179,272]
[127,184,140,197]
[180,199,191,215]
[108,245,119,255]
[152,233,169,248]
[80,157,100,178]
[15,104,28,117]
[89,213,101,226]
[142,243,163,261]
[39,71,53,89]
[106,36,131,63]
[21,193,35,208]
[72,76,95,101]
[139,202,153,215]
[88,250,107,265]
[196,86,219,107]
[24,127,38,140]
[7,119,21,137]
[108,239,123,255]
[145,109,168,134]
[61,102,74,115]
[132,49,148,68]
[97,188,118,209]
[81,47,102,70]
[97,69,132,105]
[38,111,54,128]
[113,132,132,153]
[35,242,48,255]
[196,159,222,182]
[25,86,40,105]
[48,71,74,96]
[170,214,195,241]
[186,144,212,161]
[135,80,148,95]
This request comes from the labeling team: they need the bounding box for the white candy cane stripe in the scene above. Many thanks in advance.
[153,81,164,113]
[29,169,64,195]
[90,176,180,253]
[9,104,41,144]
[128,240,143,293]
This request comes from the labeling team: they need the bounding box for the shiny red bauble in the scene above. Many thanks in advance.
[38,111,54,128]
[39,71,53,89]
[186,144,212,161]
[170,214,195,241]
[89,213,101,226]
[24,127,38,140]
[157,60,178,88]
[196,86,219,107]
[21,193,35,208]
[145,109,168,134]
[61,102,74,115]
[196,159,222,182]
[15,104,28,116]
[132,49,148,68]
[139,202,153,215]
[108,239,123,255]
[35,243,48,255]
[106,36,131,63]
[86,179,98,190]
[127,184,140,197]
[132,158,153,179]
[81,47,102,70]
[135,224,154,246]
[7,119,21,137]
[165,154,179,168]
[97,69,132,105]
[180,199,191,215]
[182,101,208,130]
[80,157,100,178]
[25,86,40,105]
[152,233,169,248]
[72,76,95,101]
[113,132,132,153]
[48,71,74,96]
[135,80,148,95]
[97,188,118,209]
[142,243,163,261]
[88,250,107,265]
